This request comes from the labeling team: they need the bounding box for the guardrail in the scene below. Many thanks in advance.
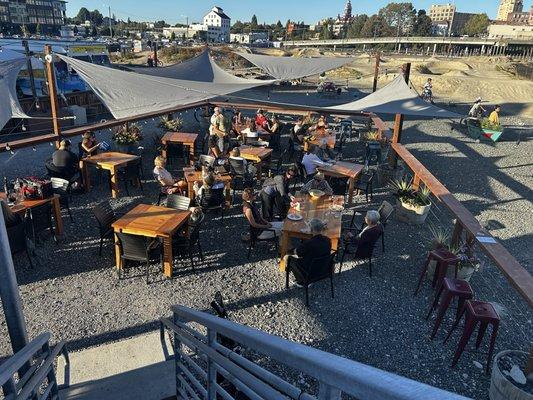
[0,332,69,399]
[161,305,469,400]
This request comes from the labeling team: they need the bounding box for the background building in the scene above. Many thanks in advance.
[230,32,268,44]
[0,0,66,35]
[429,3,456,22]
[496,0,523,21]
[203,6,230,42]
[429,4,476,36]
[488,22,533,38]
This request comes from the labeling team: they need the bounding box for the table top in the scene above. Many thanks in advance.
[1,192,59,213]
[112,204,190,238]
[318,161,364,179]
[238,146,273,161]
[283,195,343,240]
[161,132,199,144]
[83,151,140,168]
[308,131,336,148]
[182,168,232,184]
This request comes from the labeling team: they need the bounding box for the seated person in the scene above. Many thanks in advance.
[193,172,224,199]
[344,210,383,246]
[260,166,298,220]
[291,117,306,145]
[51,139,80,182]
[255,109,270,132]
[300,172,333,196]
[310,115,328,132]
[153,156,186,194]
[242,120,269,147]
[80,131,100,159]
[302,145,331,176]
[242,188,283,240]
[233,110,243,125]
[229,147,256,176]
[268,115,281,149]
[316,141,336,161]
[286,218,332,286]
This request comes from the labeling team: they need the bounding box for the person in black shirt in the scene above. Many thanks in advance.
[51,139,80,182]
[260,166,297,220]
[287,218,331,286]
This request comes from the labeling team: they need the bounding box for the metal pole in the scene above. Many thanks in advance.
[153,42,158,67]
[372,52,380,92]
[390,62,411,168]
[44,45,61,148]
[0,202,29,355]
[108,6,113,38]
[22,40,37,104]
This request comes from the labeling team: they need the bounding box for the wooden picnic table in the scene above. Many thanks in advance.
[81,151,140,199]
[161,132,198,164]
[304,130,336,152]
[111,203,191,278]
[237,145,273,178]
[182,167,232,202]
[279,194,343,271]
[1,192,63,236]
[318,161,364,204]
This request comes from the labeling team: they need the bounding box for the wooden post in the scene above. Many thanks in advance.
[372,52,380,93]
[44,45,61,148]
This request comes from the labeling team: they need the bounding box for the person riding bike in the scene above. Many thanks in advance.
[423,78,434,103]
[468,98,486,120]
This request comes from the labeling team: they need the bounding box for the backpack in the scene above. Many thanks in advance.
[21,177,53,200]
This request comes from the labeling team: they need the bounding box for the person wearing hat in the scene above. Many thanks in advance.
[286,218,332,286]
[300,171,333,196]
[51,139,80,182]
[468,98,486,119]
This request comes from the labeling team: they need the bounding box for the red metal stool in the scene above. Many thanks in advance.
[414,248,460,296]
[426,277,473,340]
[444,300,500,375]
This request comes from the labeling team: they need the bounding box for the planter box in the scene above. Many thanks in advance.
[427,260,475,282]
[490,350,532,400]
[395,199,430,225]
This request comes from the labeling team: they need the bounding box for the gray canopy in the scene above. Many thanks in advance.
[128,50,272,85]
[237,52,354,80]
[327,75,461,118]
[58,55,269,119]
[0,59,31,130]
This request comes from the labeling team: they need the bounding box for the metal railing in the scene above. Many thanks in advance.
[161,305,470,400]
[0,333,69,400]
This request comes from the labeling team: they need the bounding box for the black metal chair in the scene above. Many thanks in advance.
[166,194,191,211]
[198,187,226,220]
[328,177,348,203]
[25,202,56,245]
[172,215,205,271]
[295,160,308,186]
[118,159,144,197]
[247,224,278,260]
[334,130,347,157]
[338,227,382,277]
[269,149,288,177]
[285,252,336,306]
[349,201,394,252]
[92,201,116,256]
[199,155,216,168]
[1,201,33,267]
[354,169,375,202]
[50,177,74,222]
[45,159,80,184]
[115,232,163,283]
[229,159,254,205]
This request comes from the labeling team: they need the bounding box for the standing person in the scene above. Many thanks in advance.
[242,188,283,240]
[268,115,281,150]
[488,105,501,126]
[210,107,227,154]
[423,78,433,103]
[468,98,486,119]
[80,131,100,159]
[260,166,298,220]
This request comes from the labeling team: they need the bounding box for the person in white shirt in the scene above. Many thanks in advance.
[242,120,269,147]
[302,146,330,176]
[468,98,485,119]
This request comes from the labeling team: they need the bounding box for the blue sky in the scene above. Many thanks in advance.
[66,1,504,24]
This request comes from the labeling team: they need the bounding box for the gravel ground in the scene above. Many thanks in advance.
[0,90,531,399]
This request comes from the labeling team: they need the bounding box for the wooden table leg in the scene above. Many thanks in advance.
[51,196,63,235]
[188,143,195,164]
[331,238,339,253]
[224,182,231,202]
[348,177,355,204]
[188,181,195,201]
[161,141,167,159]
[114,231,121,269]
[279,231,291,272]
[110,167,119,198]
[82,161,91,192]
[162,236,173,278]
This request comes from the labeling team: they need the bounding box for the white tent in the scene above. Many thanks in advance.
[58,55,270,119]
[327,75,461,118]
[237,52,354,81]
[129,50,273,85]
[0,59,31,130]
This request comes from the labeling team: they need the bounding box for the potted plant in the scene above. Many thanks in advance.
[390,179,432,224]
[490,350,532,400]
[158,115,183,132]
[112,123,143,154]
[481,118,504,142]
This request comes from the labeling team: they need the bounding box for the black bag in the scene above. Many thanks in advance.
[21,176,53,200]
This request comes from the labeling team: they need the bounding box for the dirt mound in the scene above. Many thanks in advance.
[294,48,323,58]
[442,70,470,77]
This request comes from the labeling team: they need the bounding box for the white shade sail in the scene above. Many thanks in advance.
[237,52,355,80]
[0,59,31,130]
[327,75,461,118]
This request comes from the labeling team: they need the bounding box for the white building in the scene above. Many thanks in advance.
[230,32,268,44]
[203,6,230,42]
[488,23,533,39]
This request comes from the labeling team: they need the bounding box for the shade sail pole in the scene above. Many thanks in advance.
[372,52,380,93]
[44,45,61,148]
[391,63,411,168]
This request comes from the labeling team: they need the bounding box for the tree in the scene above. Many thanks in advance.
[90,9,104,26]
[231,20,244,33]
[346,14,368,38]
[170,31,176,41]
[154,20,168,28]
[463,13,489,36]
[75,7,91,23]
[413,9,433,36]
[91,26,97,37]
[250,14,258,30]
[379,2,415,37]
[319,21,334,40]
[73,25,78,35]
[360,14,390,38]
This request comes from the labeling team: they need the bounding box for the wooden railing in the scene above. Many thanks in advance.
[391,142,533,307]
